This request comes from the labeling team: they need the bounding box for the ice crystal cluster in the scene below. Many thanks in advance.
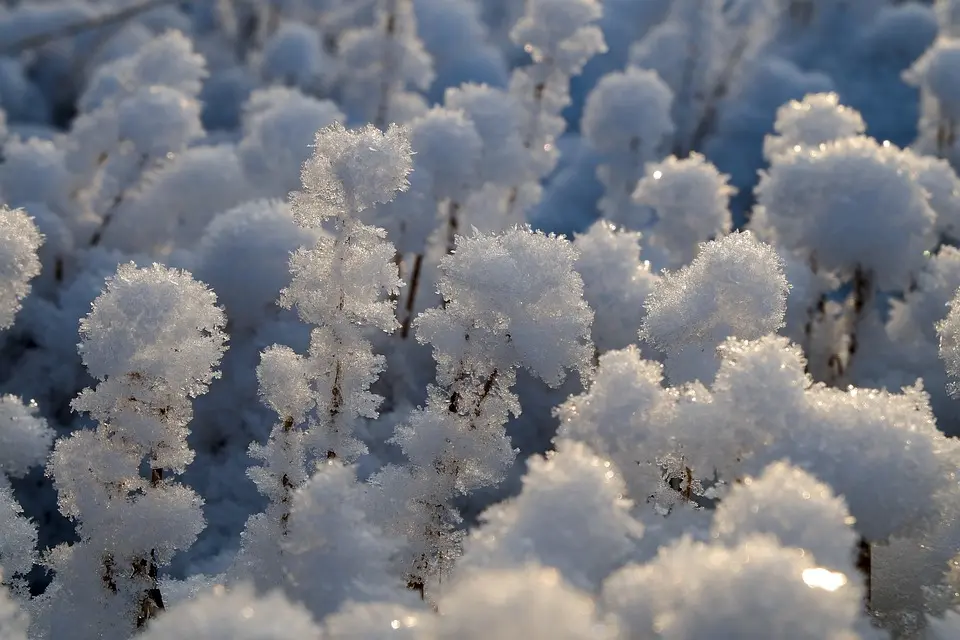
[0,1,960,639]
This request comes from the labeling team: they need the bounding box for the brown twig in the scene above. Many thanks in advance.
[400,254,424,338]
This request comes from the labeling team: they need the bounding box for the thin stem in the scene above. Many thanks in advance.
[856,536,872,609]
[390,251,403,304]
[374,1,403,130]
[136,465,165,627]
[445,200,461,255]
[831,266,872,386]
[278,416,296,534]
[688,30,749,154]
[937,116,956,158]
[400,253,424,338]
[89,152,150,247]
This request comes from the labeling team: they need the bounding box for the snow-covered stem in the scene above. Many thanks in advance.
[752,136,937,384]
[338,0,434,125]
[375,0,406,129]
[399,252,424,339]
[381,226,593,594]
[504,0,607,220]
[905,37,960,167]
[43,263,225,638]
[66,32,207,249]
[581,68,674,226]
[233,123,411,590]
[629,0,731,156]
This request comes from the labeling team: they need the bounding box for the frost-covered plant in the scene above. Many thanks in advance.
[862,245,960,424]
[505,0,607,219]
[602,534,866,639]
[237,87,345,199]
[631,153,736,270]
[376,226,593,595]
[711,461,858,574]
[572,220,658,353]
[388,107,482,336]
[40,263,227,639]
[257,21,332,92]
[192,199,320,334]
[0,395,53,596]
[554,345,681,506]
[1,3,959,634]
[0,207,42,330]
[246,462,400,620]
[457,440,644,592]
[433,565,619,639]
[700,335,814,481]
[442,83,527,195]
[232,123,410,590]
[411,83,528,270]
[708,335,958,608]
[641,230,788,384]
[66,31,207,248]
[138,583,323,640]
[754,382,956,603]
[409,107,483,254]
[904,151,960,242]
[581,68,674,227]
[906,36,960,167]
[710,335,955,548]
[629,0,732,156]
[763,92,866,162]
[752,136,937,384]
[338,0,434,126]
[107,145,253,255]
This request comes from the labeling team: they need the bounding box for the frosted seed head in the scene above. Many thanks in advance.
[408,107,483,202]
[754,383,950,542]
[0,207,42,329]
[763,93,866,161]
[753,136,936,290]
[79,30,207,112]
[0,395,54,478]
[899,150,960,238]
[632,153,735,268]
[573,220,658,352]
[293,122,413,225]
[712,461,859,573]
[193,200,318,332]
[512,0,605,64]
[603,535,864,638]
[239,88,344,197]
[460,440,643,591]
[116,85,204,158]
[442,83,527,185]
[905,37,960,119]
[641,231,788,353]
[415,227,594,386]
[78,262,227,393]
[582,68,674,159]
